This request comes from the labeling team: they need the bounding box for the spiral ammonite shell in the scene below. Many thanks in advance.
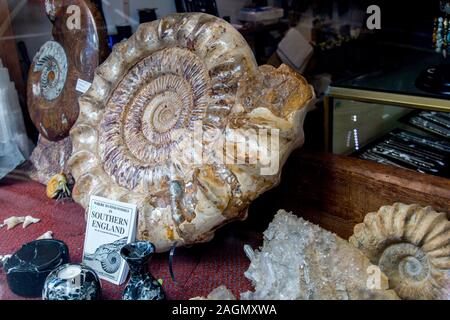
[349,203,450,300]
[101,251,121,274]
[34,41,68,102]
[27,0,108,185]
[69,13,315,252]
[27,0,109,141]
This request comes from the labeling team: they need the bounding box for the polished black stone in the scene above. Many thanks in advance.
[4,239,70,297]
[43,263,101,300]
[120,241,166,300]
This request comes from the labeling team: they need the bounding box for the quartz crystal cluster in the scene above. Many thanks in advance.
[241,210,399,300]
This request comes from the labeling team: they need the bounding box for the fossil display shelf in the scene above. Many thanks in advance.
[1,151,449,299]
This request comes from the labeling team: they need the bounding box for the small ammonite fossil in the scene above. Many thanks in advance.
[350,203,450,300]
[27,0,109,185]
[69,13,315,252]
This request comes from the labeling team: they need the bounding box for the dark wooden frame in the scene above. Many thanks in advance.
[249,151,450,239]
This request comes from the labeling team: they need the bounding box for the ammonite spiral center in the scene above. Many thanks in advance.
[144,91,182,134]
[379,243,429,283]
[40,60,60,94]
[99,47,210,190]
[34,41,68,102]
[400,256,423,278]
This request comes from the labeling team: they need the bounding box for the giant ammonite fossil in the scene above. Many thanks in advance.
[69,13,315,252]
[27,0,109,184]
[350,203,450,300]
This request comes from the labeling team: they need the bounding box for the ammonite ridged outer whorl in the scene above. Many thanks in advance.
[28,0,109,184]
[69,13,315,252]
[349,203,450,300]
[28,0,109,141]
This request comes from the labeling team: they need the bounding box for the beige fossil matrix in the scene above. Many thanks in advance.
[69,13,315,252]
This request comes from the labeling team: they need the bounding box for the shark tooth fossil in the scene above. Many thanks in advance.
[37,231,54,240]
[23,216,41,228]
[3,216,25,230]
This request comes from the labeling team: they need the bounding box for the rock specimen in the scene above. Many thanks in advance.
[2,215,40,229]
[0,59,33,180]
[350,203,450,300]
[191,286,236,300]
[37,231,54,240]
[3,216,25,230]
[69,13,315,252]
[28,135,72,185]
[241,210,399,300]
[28,0,109,184]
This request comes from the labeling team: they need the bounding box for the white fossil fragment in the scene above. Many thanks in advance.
[23,215,41,228]
[350,203,450,300]
[37,231,53,240]
[0,254,12,265]
[3,216,25,230]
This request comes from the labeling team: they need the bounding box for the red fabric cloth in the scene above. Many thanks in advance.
[0,177,261,300]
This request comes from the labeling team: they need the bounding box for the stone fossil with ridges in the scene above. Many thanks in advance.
[350,203,450,300]
[69,13,315,252]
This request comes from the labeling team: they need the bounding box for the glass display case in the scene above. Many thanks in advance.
[1,0,449,303]
[325,49,450,178]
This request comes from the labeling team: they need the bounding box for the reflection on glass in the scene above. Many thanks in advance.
[333,99,411,154]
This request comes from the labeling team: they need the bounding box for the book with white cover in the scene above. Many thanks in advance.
[82,195,137,285]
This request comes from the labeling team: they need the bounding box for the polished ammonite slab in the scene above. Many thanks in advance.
[27,0,108,184]
[69,13,315,252]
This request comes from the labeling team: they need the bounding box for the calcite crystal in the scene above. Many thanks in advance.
[69,13,315,252]
[350,203,450,300]
[241,210,399,300]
